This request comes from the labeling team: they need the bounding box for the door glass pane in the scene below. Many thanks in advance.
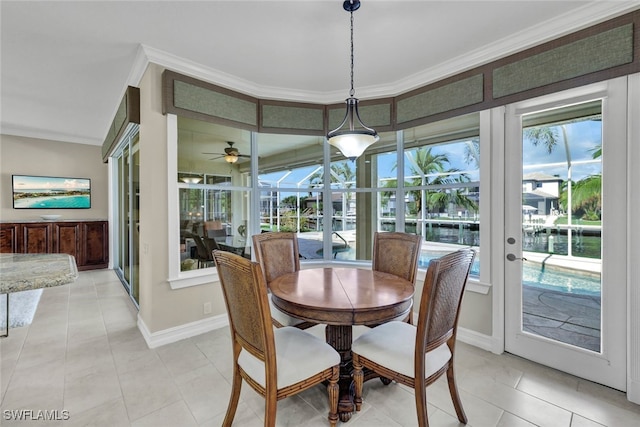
[521,101,602,352]
[131,134,140,304]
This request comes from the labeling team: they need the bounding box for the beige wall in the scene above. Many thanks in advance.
[137,63,224,334]
[458,290,492,336]
[0,135,108,221]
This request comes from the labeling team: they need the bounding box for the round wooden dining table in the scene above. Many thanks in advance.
[269,267,414,422]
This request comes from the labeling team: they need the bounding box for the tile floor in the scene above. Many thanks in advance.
[1,269,639,426]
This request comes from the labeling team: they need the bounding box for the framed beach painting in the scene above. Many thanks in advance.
[12,175,91,209]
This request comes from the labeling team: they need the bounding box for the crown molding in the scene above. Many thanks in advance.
[0,123,103,146]
[139,2,639,103]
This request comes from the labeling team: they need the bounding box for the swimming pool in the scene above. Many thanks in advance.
[420,253,600,296]
[319,246,601,297]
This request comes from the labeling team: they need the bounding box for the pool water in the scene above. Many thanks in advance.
[418,253,600,296]
[315,243,601,297]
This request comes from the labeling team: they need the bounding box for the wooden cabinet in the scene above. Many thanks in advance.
[80,221,109,269]
[0,223,19,253]
[1,220,108,271]
[23,222,53,254]
[52,222,82,262]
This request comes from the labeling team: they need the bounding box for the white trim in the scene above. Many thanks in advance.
[487,106,507,354]
[627,72,640,404]
[138,313,228,349]
[107,157,115,270]
[0,125,104,146]
[504,78,628,391]
[457,327,495,353]
[166,114,182,283]
[168,269,219,290]
[128,44,150,88]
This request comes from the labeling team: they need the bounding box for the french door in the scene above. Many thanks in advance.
[504,78,627,390]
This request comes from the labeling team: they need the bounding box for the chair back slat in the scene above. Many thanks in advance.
[252,232,301,285]
[213,250,273,358]
[417,249,475,352]
[372,232,422,283]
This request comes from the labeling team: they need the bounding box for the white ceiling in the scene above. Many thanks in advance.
[1,1,638,146]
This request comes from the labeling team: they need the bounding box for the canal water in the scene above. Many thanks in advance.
[400,223,602,259]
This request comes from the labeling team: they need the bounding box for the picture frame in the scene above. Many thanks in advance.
[12,175,91,209]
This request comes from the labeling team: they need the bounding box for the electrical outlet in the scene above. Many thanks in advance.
[203,302,212,315]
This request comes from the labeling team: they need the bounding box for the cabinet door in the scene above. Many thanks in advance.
[53,222,82,260]
[0,224,20,253]
[82,221,108,269]
[22,223,52,253]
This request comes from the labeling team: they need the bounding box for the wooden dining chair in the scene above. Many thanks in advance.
[252,232,317,329]
[212,250,340,427]
[372,231,422,323]
[352,248,476,427]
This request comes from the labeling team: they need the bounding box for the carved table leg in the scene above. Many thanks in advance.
[325,324,354,422]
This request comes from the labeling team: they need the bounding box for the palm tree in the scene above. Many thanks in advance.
[308,161,355,222]
[402,147,477,217]
[525,119,602,217]
[463,138,480,168]
[525,117,602,257]
[562,144,602,220]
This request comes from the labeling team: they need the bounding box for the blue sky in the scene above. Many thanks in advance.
[260,118,602,188]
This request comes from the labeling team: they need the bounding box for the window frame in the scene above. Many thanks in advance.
[167,112,491,294]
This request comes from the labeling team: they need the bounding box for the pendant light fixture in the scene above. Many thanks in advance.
[327,0,378,161]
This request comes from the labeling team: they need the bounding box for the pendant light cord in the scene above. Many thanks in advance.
[349,7,355,97]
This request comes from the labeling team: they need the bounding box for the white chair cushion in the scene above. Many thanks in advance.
[238,326,340,389]
[269,298,307,327]
[352,321,451,379]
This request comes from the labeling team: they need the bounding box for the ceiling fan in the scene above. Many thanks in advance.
[204,141,250,164]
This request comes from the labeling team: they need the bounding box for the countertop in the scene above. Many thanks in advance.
[0,253,79,293]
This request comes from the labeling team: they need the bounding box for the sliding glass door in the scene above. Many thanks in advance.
[113,125,140,306]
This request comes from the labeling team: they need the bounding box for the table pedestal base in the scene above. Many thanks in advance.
[325,324,354,422]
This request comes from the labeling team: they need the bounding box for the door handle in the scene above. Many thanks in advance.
[506,253,527,261]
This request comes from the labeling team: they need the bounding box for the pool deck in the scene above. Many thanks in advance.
[523,285,601,352]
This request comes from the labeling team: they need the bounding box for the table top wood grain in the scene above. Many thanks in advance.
[269,267,414,326]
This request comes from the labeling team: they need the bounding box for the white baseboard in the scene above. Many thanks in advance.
[628,377,640,405]
[456,326,494,352]
[138,314,228,349]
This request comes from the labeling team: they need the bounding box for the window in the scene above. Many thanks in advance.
[171,113,484,286]
[177,118,251,271]
[257,132,325,259]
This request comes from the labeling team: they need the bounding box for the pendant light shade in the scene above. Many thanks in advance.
[328,97,379,161]
[327,0,378,161]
